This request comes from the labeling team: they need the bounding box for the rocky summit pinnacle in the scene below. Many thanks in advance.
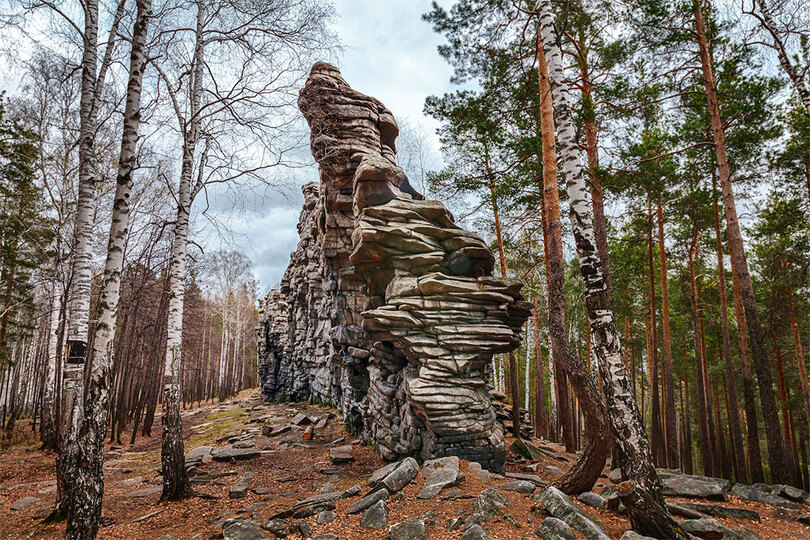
[256,63,531,472]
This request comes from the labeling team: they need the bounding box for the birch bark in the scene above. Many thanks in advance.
[160,0,206,501]
[66,1,151,535]
[537,1,684,534]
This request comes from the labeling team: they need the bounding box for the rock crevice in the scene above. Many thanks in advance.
[257,63,531,470]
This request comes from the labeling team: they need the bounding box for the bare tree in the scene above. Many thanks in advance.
[150,0,337,500]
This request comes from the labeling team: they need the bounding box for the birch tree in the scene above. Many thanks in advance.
[536,0,685,535]
[67,0,152,536]
[151,0,336,500]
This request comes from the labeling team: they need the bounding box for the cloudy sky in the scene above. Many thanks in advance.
[227,0,456,291]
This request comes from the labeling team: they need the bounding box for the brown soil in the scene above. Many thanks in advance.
[1,391,808,539]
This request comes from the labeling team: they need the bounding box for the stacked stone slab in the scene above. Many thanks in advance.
[257,63,531,471]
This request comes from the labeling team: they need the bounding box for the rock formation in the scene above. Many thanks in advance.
[257,63,531,471]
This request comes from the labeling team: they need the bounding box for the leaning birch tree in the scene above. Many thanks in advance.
[536,0,685,535]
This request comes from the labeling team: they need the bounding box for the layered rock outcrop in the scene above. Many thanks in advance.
[257,63,531,470]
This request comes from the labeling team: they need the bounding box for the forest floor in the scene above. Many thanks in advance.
[1,390,809,539]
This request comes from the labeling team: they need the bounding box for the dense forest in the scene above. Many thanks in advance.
[0,0,809,537]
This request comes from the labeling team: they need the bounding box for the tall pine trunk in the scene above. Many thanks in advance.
[66,2,151,536]
[647,200,663,466]
[537,3,683,534]
[537,35,609,493]
[694,0,793,485]
[656,197,678,469]
[713,186,747,483]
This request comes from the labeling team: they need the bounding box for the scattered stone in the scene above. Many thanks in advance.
[534,486,609,540]
[230,472,254,499]
[120,476,144,487]
[730,483,802,509]
[577,492,606,510]
[659,473,730,501]
[536,517,576,540]
[319,467,342,475]
[498,480,536,494]
[421,455,459,474]
[272,492,342,519]
[666,503,705,519]
[468,462,491,481]
[123,486,162,498]
[10,496,41,511]
[679,517,731,539]
[772,484,810,504]
[608,468,623,484]
[510,439,543,460]
[475,488,511,521]
[418,464,460,499]
[544,465,564,477]
[348,488,389,514]
[682,502,760,521]
[504,472,546,486]
[341,484,362,497]
[251,487,271,495]
[328,445,354,464]
[212,446,261,462]
[133,509,166,523]
[459,524,494,540]
[222,519,272,540]
[275,476,295,483]
[360,500,388,529]
[620,532,657,540]
[291,413,311,425]
[316,511,337,524]
[37,484,57,494]
[388,518,427,540]
[377,457,419,494]
[260,518,289,538]
[238,503,267,514]
[311,536,338,540]
[185,445,213,466]
[730,526,765,540]
[297,519,312,537]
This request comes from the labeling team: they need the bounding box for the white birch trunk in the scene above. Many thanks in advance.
[160,0,206,501]
[66,1,151,535]
[753,0,810,116]
[39,281,60,449]
[524,322,530,410]
[537,1,684,535]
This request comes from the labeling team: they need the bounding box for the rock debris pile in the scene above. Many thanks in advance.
[257,63,532,471]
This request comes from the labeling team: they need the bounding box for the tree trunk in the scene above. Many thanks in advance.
[487,178,521,438]
[656,197,678,469]
[537,2,684,534]
[537,33,609,494]
[160,0,206,502]
[66,2,151,535]
[752,0,810,116]
[694,0,794,485]
[647,200,663,466]
[40,282,60,451]
[533,305,547,437]
[713,186,747,483]
[689,230,714,477]
[787,284,810,446]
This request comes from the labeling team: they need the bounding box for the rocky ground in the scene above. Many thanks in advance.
[2,391,810,539]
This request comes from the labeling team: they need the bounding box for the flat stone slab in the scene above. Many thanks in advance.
[682,502,760,521]
[328,445,354,464]
[348,488,389,514]
[536,516,576,540]
[577,491,607,510]
[10,496,41,510]
[123,486,162,498]
[212,446,261,462]
[388,518,427,540]
[498,480,536,493]
[679,517,731,539]
[659,473,730,501]
[534,486,609,540]
[377,457,419,494]
[418,464,459,499]
[731,483,802,509]
[360,500,388,529]
[222,519,271,540]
